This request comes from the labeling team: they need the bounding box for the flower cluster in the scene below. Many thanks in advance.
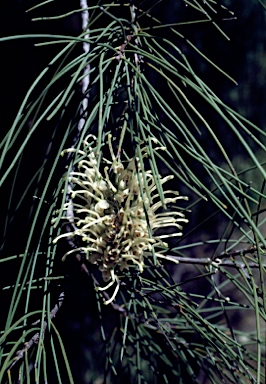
[53,135,188,303]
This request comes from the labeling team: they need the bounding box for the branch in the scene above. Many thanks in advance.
[165,244,266,269]
[78,0,90,132]
[8,292,65,372]
[166,256,266,267]
[218,244,266,259]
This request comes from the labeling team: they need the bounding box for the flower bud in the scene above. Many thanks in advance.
[95,200,110,214]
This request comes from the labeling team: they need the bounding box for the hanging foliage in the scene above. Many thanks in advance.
[0,1,265,383]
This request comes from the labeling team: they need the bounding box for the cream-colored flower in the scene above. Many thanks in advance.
[94,200,110,215]
[53,135,188,304]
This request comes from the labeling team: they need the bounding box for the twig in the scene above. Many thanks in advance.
[78,0,90,132]
[115,34,133,60]
[167,255,266,268]
[164,242,266,269]
[164,254,266,269]
[218,244,266,259]
[8,292,65,372]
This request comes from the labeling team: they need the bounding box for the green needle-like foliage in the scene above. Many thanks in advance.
[0,1,265,383]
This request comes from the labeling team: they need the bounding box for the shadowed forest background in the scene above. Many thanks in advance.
[0,1,266,383]
[1,1,266,129]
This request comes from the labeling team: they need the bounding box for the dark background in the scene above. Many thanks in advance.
[1,0,265,130]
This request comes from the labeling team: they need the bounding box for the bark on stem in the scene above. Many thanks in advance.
[78,0,90,132]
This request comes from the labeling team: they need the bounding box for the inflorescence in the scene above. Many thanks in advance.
[53,135,188,304]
